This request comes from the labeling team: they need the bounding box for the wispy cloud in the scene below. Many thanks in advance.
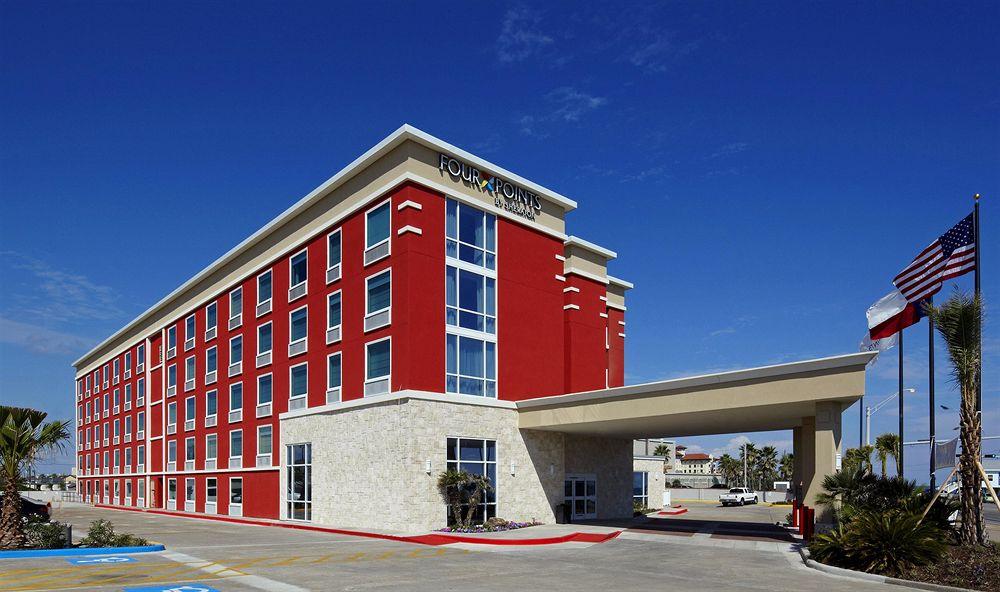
[628,32,701,73]
[1,251,124,323]
[518,86,608,138]
[710,142,750,159]
[709,327,737,337]
[620,164,669,183]
[496,7,555,64]
[0,316,92,355]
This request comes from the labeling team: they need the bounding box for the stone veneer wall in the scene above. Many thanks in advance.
[280,395,566,532]
[632,457,667,508]
[564,434,633,520]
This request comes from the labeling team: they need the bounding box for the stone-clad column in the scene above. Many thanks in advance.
[792,426,803,501]
[804,401,843,522]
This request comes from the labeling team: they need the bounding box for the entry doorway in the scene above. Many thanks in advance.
[564,474,597,520]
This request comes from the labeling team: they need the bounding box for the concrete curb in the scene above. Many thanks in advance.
[798,547,974,592]
[93,504,622,547]
[0,544,165,559]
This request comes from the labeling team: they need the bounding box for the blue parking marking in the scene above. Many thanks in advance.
[124,585,220,592]
[66,555,137,565]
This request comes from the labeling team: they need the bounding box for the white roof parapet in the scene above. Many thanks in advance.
[515,351,878,410]
[608,275,634,290]
[564,235,617,259]
[72,124,578,368]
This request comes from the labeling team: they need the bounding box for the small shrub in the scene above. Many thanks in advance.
[23,516,68,549]
[808,511,947,576]
[79,519,148,548]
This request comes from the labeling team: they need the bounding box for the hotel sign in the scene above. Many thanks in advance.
[439,153,542,221]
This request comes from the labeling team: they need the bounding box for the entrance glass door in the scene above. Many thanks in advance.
[564,475,596,520]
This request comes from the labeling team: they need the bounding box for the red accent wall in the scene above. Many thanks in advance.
[563,275,612,393]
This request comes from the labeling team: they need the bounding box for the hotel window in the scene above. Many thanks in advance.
[184,356,196,391]
[124,383,132,409]
[124,415,132,441]
[87,401,93,421]
[185,478,195,511]
[114,449,120,471]
[167,364,177,397]
[206,477,218,507]
[446,199,496,270]
[137,377,145,406]
[167,401,177,434]
[229,335,243,376]
[289,250,308,301]
[364,200,391,264]
[94,368,100,390]
[166,326,177,359]
[326,291,342,344]
[167,478,177,507]
[256,270,272,317]
[446,335,496,398]
[86,374,91,394]
[230,430,243,470]
[113,359,120,383]
[206,434,218,469]
[256,374,272,417]
[103,451,109,471]
[229,383,243,423]
[286,443,312,521]
[205,346,218,384]
[230,477,243,514]
[256,425,272,467]
[125,479,132,502]
[185,437,196,470]
[205,390,218,427]
[633,472,649,508]
[137,411,145,438]
[364,270,391,331]
[326,229,342,284]
[113,389,120,413]
[103,364,110,388]
[167,440,177,471]
[103,394,109,417]
[288,306,308,357]
[124,352,132,377]
[113,419,120,444]
[364,338,390,397]
[326,353,342,404]
[446,267,495,334]
[138,444,145,470]
[289,363,307,411]
[256,322,272,368]
[124,447,132,472]
[184,315,196,351]
[446,438,497,524]
[184,396,196,431]
[137,343,145,372]
[229,286,243,329]
[205,302,218,341]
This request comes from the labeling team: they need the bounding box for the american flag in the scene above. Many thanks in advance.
[893,213,977,302]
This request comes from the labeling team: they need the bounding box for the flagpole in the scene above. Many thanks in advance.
[974,193,982,539]
[928,296,935,490]
[899,328,905,478]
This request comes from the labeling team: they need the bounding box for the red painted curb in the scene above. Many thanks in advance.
[656,508,688,516]
[93,504,621,546]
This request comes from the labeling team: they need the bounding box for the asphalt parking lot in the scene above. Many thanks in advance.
[0,504,920,592]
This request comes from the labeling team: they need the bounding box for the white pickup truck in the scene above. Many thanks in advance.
[719,487,758,506]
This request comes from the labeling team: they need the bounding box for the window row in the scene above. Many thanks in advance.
[79,343,146,397]
[82,477,147,506]
[80,379,146,424]
[165,428,271,471]
[80,411,145,450]
[80,444,145,476]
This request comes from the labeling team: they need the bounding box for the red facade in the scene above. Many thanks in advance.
[76,178,627,520]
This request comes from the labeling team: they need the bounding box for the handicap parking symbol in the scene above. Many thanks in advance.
[124,585,220,592]
[66,555,136,565]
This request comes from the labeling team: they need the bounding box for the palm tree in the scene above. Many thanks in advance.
[843,445,874,474]
[874,433,900,477]
[653,444,671,457]
[462,473,493,528]
[1,406,71,549]
[928,291,985,545]
[778,452,794,481]
[717,454,741,487]
[756,446,778,491]
[436,469,471,528]
[740,442,757,488]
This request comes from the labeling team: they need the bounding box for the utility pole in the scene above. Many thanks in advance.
[742,442,748,487]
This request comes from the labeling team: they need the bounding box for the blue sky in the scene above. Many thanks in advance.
[1,2,997,481]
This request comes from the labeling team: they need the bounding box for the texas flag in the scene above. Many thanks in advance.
[866,289,927,342]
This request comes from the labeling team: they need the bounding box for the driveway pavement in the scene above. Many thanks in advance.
[0,504,922,592]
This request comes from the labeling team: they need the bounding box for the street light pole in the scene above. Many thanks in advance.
[866,388,917,448]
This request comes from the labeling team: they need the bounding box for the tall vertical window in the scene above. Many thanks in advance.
[256,374,272,417]
[103,364,110,387]
[138,445,145,468]
[256,322,273,368]
[445,200,497,398]
[229,382,243,419]
[205,302,218,339]
[289,307,308,356]
[256,425,273,466]
[137,343,145,372]
[167,364,177,395]
[205,346,218,383]
[124,352,132,375]
[230,430,243,460]
[326,229,342,284]
[137,377,145,404]
[229,336,243,376]
[124,384,132,407]
[289,250,308,301]
[167,440,177,465]
[256,270,272,316]
[446,199,496,270]
[364,338,390,397]
[289,363,308,410]
[184,315,196,350]
[229,287,243,328]
[167,402,177,432]
[184,356,196,391]
[445,438,497,524]
[185,437,196,464]
[286,443,312,521]
[113,359,120,382]
[633,472,649,508]
[137,411,145,437]
[206,477,218,505]
[124,415,132,439]
[326,353,342,404]
[364,270,391,331]
[184,397,196,431]
[206,390,218,420]
[230,477,243,509]
[326,291,342,344]
[364,201,391,264]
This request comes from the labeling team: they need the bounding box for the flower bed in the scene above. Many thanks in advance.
[437,519,542,534]
[897,542,1000,592]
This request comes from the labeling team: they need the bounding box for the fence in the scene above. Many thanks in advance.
[666,488,790,503]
